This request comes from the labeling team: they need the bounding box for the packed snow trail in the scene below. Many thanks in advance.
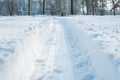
[0,17,120,80]
[58,18,120,80]
[30,19,75,80]
[0,19,75,80]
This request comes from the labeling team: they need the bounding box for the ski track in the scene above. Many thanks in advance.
[0,17,120,80]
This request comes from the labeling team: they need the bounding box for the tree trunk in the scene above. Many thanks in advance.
[71,0,74,14]
[92,0,95,15]
[28,0,30,15]
[82,0,85,15]
[112,0,116,15]
[8,0,14,16]
[85,0,90,15]
[43,0,45,15]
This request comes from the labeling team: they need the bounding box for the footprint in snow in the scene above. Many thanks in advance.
[0,58,4,64]
[81,73,94,80]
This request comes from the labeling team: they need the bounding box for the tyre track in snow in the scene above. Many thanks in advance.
[39,19,75,80]
[30,19,57,80]
[43,20,75,80]
[30,19,75,80]
[58,18,120,80]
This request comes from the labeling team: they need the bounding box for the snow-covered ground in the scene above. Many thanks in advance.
[0,16,120,80]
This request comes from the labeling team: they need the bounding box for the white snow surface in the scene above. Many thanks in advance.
[0,16,120,80]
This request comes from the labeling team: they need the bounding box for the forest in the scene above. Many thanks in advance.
[0,0,120,16]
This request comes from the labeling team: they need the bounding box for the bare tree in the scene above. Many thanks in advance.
[111,0,120,13]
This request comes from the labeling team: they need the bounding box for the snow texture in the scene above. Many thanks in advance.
[0,16,120,80]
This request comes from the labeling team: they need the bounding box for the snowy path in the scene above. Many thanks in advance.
[29,19,75,80]
[58,18,120,80]
[0,17,120,80]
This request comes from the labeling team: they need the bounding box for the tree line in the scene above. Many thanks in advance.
[0,0,120,16]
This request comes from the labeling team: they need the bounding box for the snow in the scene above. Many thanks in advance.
[0,16,120,80]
